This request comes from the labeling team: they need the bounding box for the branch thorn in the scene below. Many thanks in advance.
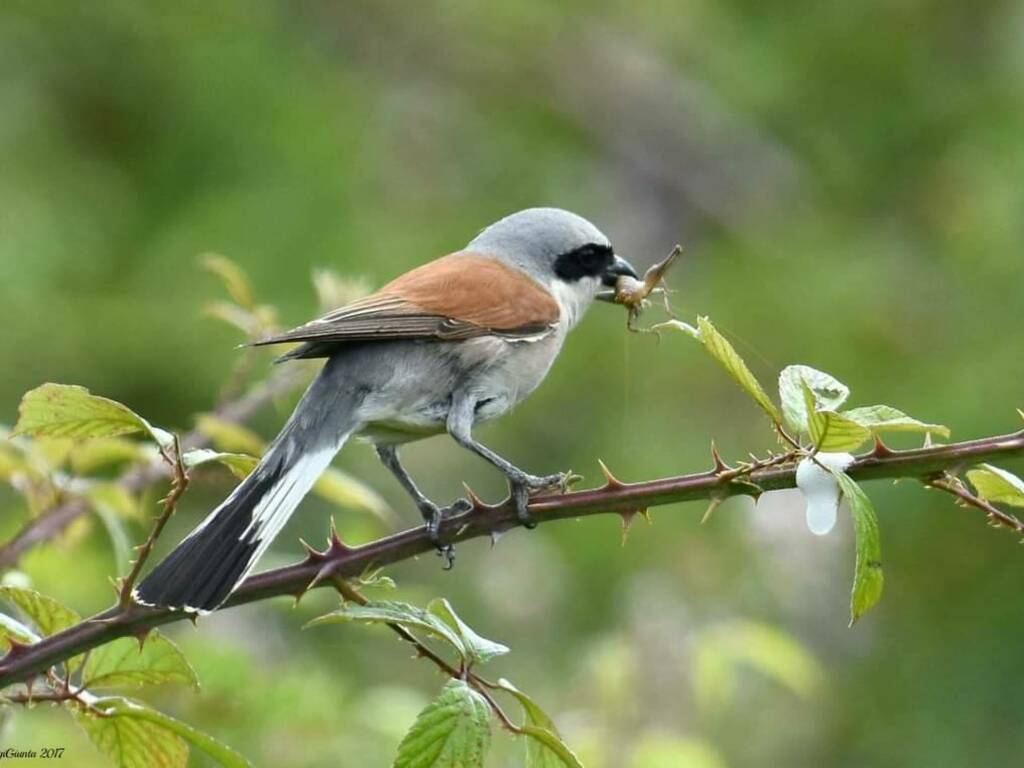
[597,459,625,489]
[133,628,152,651]
[462,483,487,511]
[326,517,352,556]
[299,537,327,563]
[619,507,650,544]
[710,441,729,474]
[871,435,895,458]
[701,496,724,525]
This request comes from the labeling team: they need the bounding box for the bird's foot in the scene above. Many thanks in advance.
[508,470,580,529]
[420,498,473,571]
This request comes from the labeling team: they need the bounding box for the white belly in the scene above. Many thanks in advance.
[355,332,564,444]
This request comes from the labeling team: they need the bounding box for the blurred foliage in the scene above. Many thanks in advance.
[2,1,1024,766]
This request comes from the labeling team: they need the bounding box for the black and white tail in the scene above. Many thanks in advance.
[135,367,360,612]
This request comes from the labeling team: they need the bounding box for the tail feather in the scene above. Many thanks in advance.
[135,364,360,612]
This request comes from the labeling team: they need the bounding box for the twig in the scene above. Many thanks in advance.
[117,436,190,607]
[929,476,1024,533]
[0,427,1022,688]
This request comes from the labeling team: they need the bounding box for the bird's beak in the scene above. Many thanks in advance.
[597,255,640,300]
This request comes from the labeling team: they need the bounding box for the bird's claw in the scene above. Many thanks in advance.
[422,498,472,570]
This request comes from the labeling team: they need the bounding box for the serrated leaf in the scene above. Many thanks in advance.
[194,415,266,455]
[802,382,871,451]
[182,449,259,480]
[13,384,173,449]
[427,599,509,665]
[832,472,884,625]
[841,405,950,439]
[0,585,80,637]
[0,585,83,671]
[496,679,583,768]
[73,698,189,768]
[82,632,199,690]
[74,695,250,768]
[305,600,466,660]
[314,467,394,523]
[393,679,492,768]
[0,611,40,648]
[201,254,258,310]
[967,464,1024,508]
[779,365,851,434]
[683,317,781,423]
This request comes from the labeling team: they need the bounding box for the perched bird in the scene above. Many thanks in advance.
[135,208,637,611]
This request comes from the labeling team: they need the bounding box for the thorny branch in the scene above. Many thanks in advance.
[1,426,1022,690]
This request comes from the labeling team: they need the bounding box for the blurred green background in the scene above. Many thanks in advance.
[2,1,1023,766]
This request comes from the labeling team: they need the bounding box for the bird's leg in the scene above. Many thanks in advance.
[446,395,569,529]
[374,444,470,568]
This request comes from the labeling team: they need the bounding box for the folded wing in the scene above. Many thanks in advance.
[254,252,561,360]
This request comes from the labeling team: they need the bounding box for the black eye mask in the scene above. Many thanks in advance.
[553,243,614,282]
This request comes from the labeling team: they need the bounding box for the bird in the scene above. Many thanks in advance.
[134,207,637,612]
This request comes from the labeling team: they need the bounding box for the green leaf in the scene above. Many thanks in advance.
[0,585,83,671]
[69,437,147,474]
[85,482,142,519]
[182,449,259,480]
[779,365,851,434]
[692,621,823,714]
[628,735,727,768]
[802,382,872,452]
[0,585,80,637]
[194,414,266,455]
[74,695,251,768]
[314,466,394,523]
[393,679,492,768]
[201,254,258,310]
[675,317,782,423]
[92,502,133,575]
[841,405,950,439]
[496,679,583,768]
[73,698,189,768]
[82,632,199,690]
[13,384,173,449]
[832,472,884,624]
[427,599,509,665]
[0,611,40,648]
[305,600,467,660]
[967,464,1024,508]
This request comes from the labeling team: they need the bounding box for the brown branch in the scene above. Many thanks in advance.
[1,427,1022,689]
[929,476,1024,533]
[0,364,308,571]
